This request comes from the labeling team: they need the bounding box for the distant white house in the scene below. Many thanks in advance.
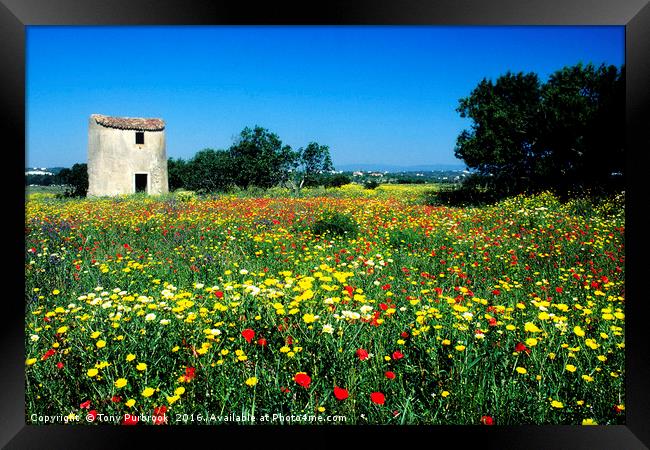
[26,169,54,176]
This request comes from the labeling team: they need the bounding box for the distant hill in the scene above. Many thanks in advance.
[336,163,466,172]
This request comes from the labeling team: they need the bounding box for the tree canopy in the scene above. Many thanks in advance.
[455,63,624,198]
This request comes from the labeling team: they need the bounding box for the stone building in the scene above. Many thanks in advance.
[87,114,169,196]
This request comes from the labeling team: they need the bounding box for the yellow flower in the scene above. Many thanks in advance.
[551,400,564,409]
[565,364,577,373]
[524,322,541,333]
[90,331,101,339]
[454,345,466,352]
[582,418,598,425]
[142,387,155,397]
[174,386,185,395]
[317,406,326,413]
[280,346,290,353]
[516,367,527,374]
[126,354,136,362]
[57,326,68,334]
[441,339,451,346]
[574,326,585,337]
[125,399,136,407]
[441,391,450,397]
[581,375,594,382]
[166,395,180,405]
[96,340,106,349]
[525,338,538,347]
[87,368,98,377]
[115,378,128,388]
[26,358,37,366]
[245,377,258,387]
[302,313,319,324]
[136,362,147,371]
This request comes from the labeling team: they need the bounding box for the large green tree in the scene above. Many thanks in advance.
[288,142,334,191]
[454,63,624,197]
[184,149,235,193]
[455,72,542,195]
[228,126,296,189]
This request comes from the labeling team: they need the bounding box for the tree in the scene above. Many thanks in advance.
[167,157,189,191]
[454,63,624,198]
[228,126,296,189]
[56,163,88,197]
[455,71,542,196]
[537,63,625,194]
[288,142,334,191]
[184,149,235,193]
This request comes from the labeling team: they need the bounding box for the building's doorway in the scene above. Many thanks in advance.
[135,174,148,193]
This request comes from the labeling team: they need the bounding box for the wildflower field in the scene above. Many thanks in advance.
[24,187,625,425]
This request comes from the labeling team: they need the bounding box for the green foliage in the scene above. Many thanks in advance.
[167,158,189,192]
[56,163,88,197]
[229,126,296,189]
[455,63,625,199]
[364,180,380,190]
[388,228,426,249]
[310,211,359,237]
[173,190,197,202]
[322,173,351,188]
[184,149,236,193]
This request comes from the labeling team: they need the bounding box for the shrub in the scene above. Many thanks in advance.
[174,190,197,202]
[364,180,380,190]
[311,211,358,237]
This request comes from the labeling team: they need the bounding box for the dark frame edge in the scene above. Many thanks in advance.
[625,1,650,448]
[4,0,650,448]
[0,0,26,447]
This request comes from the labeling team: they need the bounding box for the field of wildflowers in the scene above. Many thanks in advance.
[24,187,625,425]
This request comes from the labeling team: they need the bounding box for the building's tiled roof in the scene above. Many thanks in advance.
[92,114,165,131]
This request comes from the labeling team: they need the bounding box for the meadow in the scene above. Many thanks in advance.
[24,185,625,425]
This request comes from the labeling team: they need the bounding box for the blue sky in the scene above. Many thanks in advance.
[26,26,624,169]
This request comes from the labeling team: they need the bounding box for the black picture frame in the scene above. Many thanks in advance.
[5,0,649,448]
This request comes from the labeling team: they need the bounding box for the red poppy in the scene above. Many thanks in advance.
[333,387,349,401]
[381,284,391,291]
[286,335,294,345]
[294,372,311,388]
[480,415,494,425]
[153,406,168,425]
[280,386,291,393]
[400,331,410,339]
[370,392,385,405]
[242,329,255,343]
[182,366,196,382]
[344,286,354,298]
[356,348,369,361]
[111,395,122,403]
[514,342,530,354]
[392,351,404,360]
[214,290,224,299]
[80,400,91,409]
[555,287,564,294]
[56,362,64,369]
[87,410,97,421]
[42,348,56,361]
[492,289,501,296]
[385,371,396,380]
[379,303,388,311]
[257,338,268,347]
[123,243,131,251]
[122,414,139,425]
